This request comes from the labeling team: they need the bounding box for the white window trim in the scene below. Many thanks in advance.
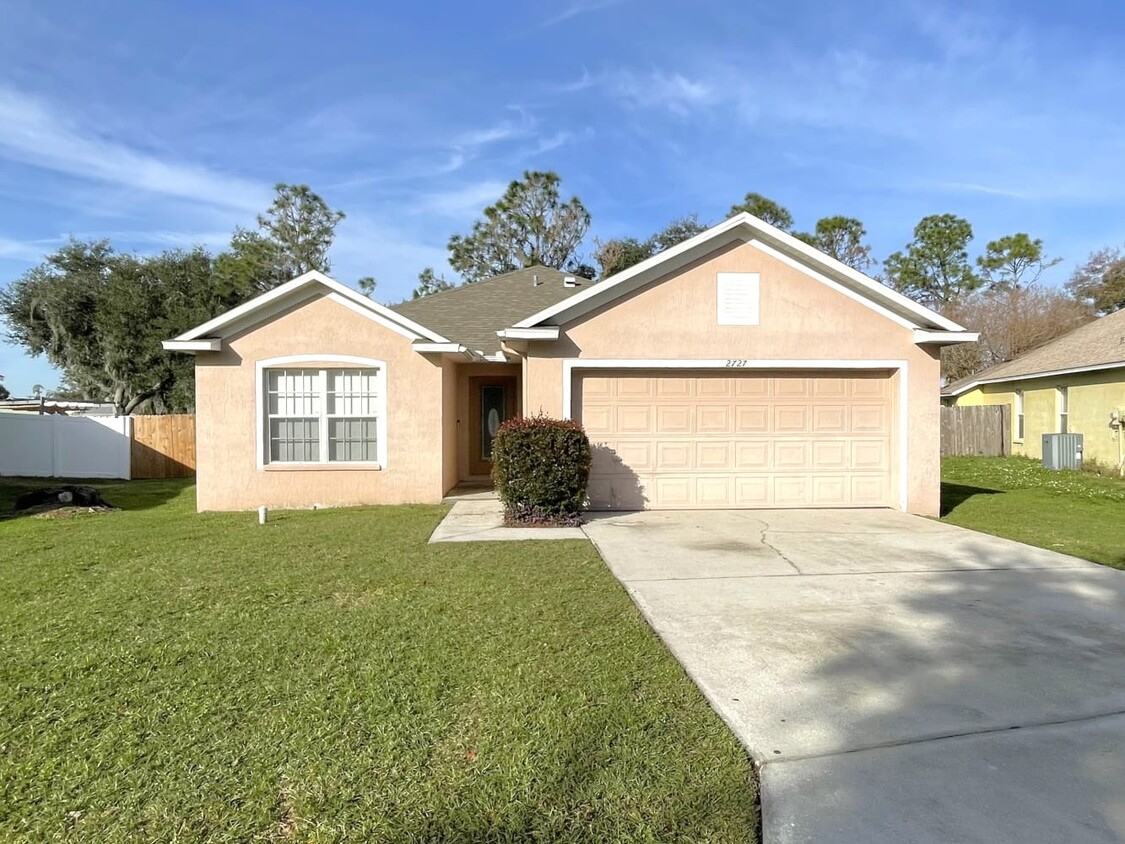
[1014,389,1025,442]
[1056,386,1069,433]
[255,355,388,470]
[559,358,909,512]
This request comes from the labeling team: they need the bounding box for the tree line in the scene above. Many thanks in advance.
[4,171,1123,412]
[422,173,1123,382]
[1,184,349,414]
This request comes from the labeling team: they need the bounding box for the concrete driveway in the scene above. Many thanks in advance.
[582,510,1125,843]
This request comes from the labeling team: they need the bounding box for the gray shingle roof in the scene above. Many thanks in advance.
[390,266,587,355]
[943,309,1125,395]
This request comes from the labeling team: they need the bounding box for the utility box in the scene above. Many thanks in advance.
[1042,433,1083,470]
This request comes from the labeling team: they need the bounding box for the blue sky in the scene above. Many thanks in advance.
[1,0,1123,395]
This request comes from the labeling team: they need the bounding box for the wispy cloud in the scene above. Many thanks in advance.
[557,67,717,116]
[928,182,1030,200]
[416,181,507,217]
[452,108,537,150]
[526,128,594,156]
[0,85,268,212]
[540,0,624,29]
[0,235,57,262]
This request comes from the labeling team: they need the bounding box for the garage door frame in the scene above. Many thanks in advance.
[562,358,909,511]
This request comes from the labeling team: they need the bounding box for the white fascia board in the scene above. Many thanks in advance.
[171,270,449,343]
[412,342,466,353]
[162,339,221,352]
[914,329,980,345]
[942,360,1125,397]
[496,327,560,340]
[514,212,966,333]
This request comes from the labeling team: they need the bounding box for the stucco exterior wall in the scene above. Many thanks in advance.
[955,370,1125,466]
[441,360,459,494]
[194,294,446,511]
[523,240,943,515]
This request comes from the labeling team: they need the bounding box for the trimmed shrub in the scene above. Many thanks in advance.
[491,414,591,525]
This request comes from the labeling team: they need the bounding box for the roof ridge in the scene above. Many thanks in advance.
[390,265,584,310]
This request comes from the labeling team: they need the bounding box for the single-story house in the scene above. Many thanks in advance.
[942,308,1125,468]
[165,213,976,515]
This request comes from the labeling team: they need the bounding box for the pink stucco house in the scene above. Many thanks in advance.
[164,213,976,515]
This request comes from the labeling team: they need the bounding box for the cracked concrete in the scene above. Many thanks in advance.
[581,509,1125,843]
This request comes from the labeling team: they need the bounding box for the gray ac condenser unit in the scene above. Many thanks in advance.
[1042,433,1083,470]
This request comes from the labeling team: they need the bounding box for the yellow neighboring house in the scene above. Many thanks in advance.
[942,309,1125,470]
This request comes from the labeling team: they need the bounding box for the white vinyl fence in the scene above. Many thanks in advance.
[0,413,133,479]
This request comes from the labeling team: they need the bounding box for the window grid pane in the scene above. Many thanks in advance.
[268,369,321,416]
[327,369,380,416]
[269,418,320,462]
[328,417,378,462]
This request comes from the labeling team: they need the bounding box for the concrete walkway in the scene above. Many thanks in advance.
[429,491,585,542]
[582,509,1125,843]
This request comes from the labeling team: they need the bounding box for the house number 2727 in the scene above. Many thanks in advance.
[725,359,748,367]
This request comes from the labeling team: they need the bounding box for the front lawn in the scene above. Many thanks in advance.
[942,457,1125,570]
[0,479,757,842]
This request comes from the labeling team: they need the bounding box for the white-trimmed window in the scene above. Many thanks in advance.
[1014,389,1024,441]
[264,367,385,465]
[1057,386,1069,434]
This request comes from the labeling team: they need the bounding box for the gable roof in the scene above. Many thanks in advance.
[390,266,587,355]
[512,213,971,337]
[942,309,1125,396]
[164,270,448,350]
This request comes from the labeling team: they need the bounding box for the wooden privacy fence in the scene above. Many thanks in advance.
[941,405,1011,457]
[131,414,196,478]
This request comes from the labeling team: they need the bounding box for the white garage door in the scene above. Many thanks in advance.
[580,371,894,509]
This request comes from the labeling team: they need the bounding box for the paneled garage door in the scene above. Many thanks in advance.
[580,371,894,509]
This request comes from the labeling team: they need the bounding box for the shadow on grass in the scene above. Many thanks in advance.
[940,481,1003,517]
[0,476,193,518]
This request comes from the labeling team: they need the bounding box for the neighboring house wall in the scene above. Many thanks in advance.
[524,240,943,515]
[194,295,446,511]
[953,369,1125,465]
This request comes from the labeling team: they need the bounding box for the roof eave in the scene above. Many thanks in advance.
[496,327,560,341]
[914,330,980,346]
[169,270,450,345]
[411,341,478,361]
[162,339,221,353]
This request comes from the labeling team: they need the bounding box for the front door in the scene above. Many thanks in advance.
[469,377,518,476]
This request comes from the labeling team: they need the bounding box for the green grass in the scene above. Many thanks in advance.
[942,457,1125,570]
[0,479,757,843]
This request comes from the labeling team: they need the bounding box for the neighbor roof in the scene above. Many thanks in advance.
[390,266,586,355]
[942,309,1125,397]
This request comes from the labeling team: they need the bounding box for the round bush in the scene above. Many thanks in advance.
[491,415,591,525]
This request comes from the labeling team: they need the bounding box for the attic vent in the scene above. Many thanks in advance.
[563,275,578,288]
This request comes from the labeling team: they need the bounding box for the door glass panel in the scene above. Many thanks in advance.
[480,385,506,460]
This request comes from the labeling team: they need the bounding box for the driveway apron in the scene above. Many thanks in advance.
[582,509,1125,843]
